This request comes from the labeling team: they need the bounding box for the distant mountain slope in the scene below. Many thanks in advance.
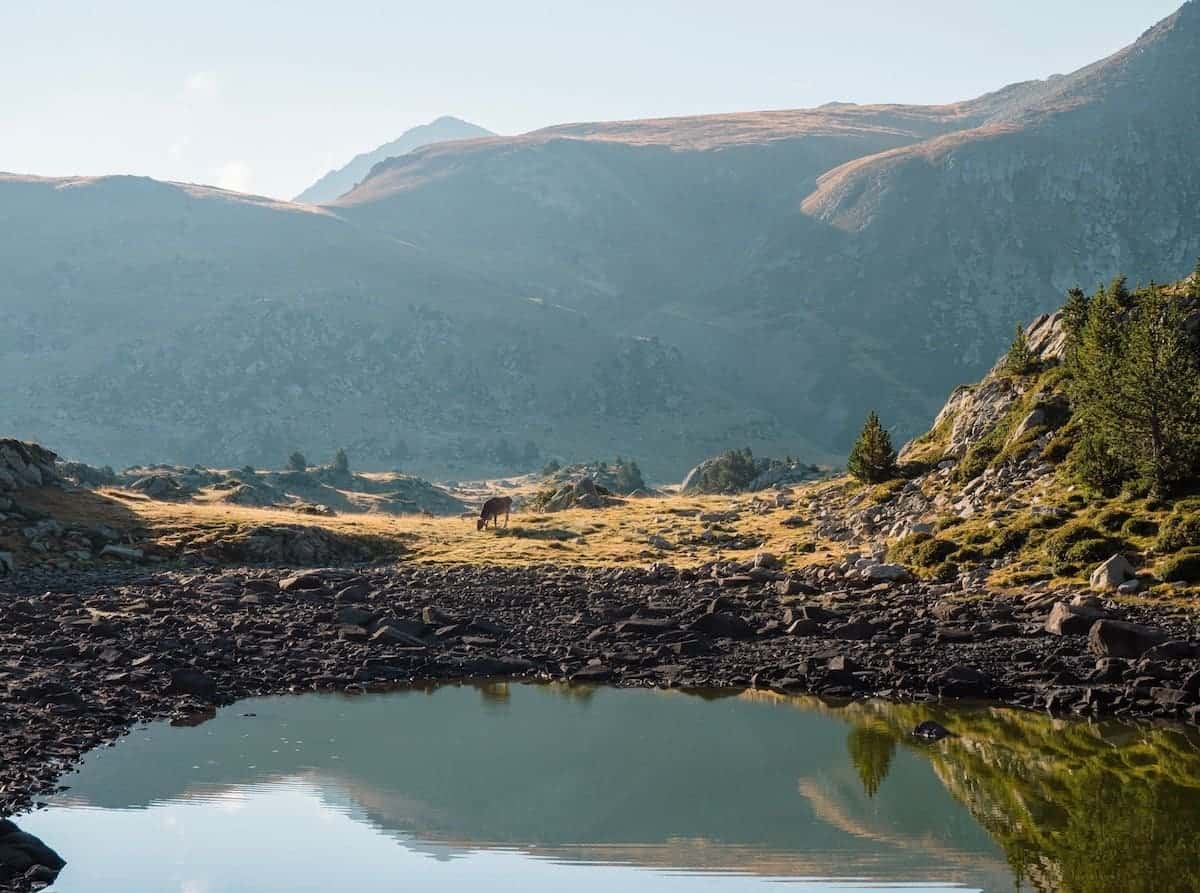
[295,116,493,204]
[2,4,1198,480]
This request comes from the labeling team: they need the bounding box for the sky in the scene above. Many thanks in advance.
[2,1,1184,200]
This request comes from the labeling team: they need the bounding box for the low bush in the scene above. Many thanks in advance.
[1158,549,1200,583]
[1121,517,1160,538]
[1043,524,1125,572]
[1156,505,1200,553]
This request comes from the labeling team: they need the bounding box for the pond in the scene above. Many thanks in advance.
[18,684,1200,892]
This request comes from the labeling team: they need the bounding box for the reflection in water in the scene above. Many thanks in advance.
[18,683,1200,892]
[846,721,897,799]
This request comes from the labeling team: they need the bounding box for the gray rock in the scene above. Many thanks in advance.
[1090,554,1136,591]
[100,544,144,561]
[864,563,910,582]
[167,668,217,702]
[1045,602,1105,636]
[1088,619,1168,658]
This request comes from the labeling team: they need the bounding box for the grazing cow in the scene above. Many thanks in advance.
[477,496,512,531]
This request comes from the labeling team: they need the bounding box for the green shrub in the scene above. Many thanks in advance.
[980,526,1031,559]
[931,561,961,582]
[1095,507,1133,533]
[955,442,1000,483]
[1158,549,1200,583]
[1044,524,1125,572]
[889,534,957,569]
[1040,430,1074,464]
[1121,517,1160,538]
[1156,507,1200,553]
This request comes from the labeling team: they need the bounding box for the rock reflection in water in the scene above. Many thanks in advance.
[18,683,1200,892]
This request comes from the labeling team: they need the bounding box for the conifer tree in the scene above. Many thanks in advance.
[848,411,898,483]
[1190,257,1200,299]
[332,448,350,474]
[1062,287,1090,350]
[1005,323,1036,374]
[1115,285,1200,495]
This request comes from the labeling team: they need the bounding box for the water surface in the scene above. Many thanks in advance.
[21,684,1200,892]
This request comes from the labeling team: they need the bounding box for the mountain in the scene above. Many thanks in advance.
[294,116,494,204]
[2,4,1198,479]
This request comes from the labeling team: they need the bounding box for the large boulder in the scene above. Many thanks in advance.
[1045,602,1105,636]
[1088,619,1168,658]
[0,819,65,881]
[1090,554,1136,591]
[542,477,620,512]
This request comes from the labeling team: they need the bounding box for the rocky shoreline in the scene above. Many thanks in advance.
[2,558,1199,884]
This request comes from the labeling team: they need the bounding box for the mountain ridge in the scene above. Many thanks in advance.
[295,115,494,204]
[1,4,1197,478]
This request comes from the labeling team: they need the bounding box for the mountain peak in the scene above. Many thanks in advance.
[294,116,493,204]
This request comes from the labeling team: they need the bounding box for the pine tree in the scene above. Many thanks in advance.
[287,451,308,472]
[1190,257,1200,299]
[1005,323,1036,375]
[1062,287,1090,350]
[1068,282,1200,496]
[848,411,898,483]
[332,448,350,474]
[1115,285,1200,495]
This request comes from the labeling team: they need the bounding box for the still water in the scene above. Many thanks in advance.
[21,684,1200,893]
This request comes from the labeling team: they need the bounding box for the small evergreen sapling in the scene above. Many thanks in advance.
[848,411,898,484]
[1005,323,1037,375]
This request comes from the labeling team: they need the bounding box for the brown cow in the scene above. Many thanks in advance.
[477,496,512,531]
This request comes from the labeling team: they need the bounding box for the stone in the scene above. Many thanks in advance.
[370,626,426,647]
[864,563,910,582]
[785,619,823,637]
[931,665,993,698]
[1141,641,1200,661]
[166,668,217,702]
[335,605,376,627]
[99,544,143,561]
[0,552,12,574]
[279,572,326,592]
[753,551,780,570]
[1088,620,1168,659]
[616,617,677,636]
[1089,554,1136,591]
[1151,687,1192,709]
[571,664,613,682]
[689,612,754,639]
[831,621,876,641]
[912,720,952,741]
[775,577,818,596]
[1044,602,1103,636]
[1093,657,1129,683]
[0,821,65,876]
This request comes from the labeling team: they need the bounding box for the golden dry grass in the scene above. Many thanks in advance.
[29,484,848,570]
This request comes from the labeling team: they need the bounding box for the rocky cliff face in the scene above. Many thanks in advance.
[2,5,1198,478]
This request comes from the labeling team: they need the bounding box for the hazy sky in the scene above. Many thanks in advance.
[3,1,1183,199]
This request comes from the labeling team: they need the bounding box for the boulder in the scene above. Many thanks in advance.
[1045,602,1104,636]
[166,668,218,702]
[0,552,13,575]
[931,665,993,698]
[912,720,952,741]
[864,563,910,582]
[689,612,754,639]
[1090,554,1136,591]
[1088,619,1168,658]
[0,819,65,879]
[100,544,143,561]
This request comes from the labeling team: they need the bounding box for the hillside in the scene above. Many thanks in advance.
[2,4,1199,479]
[294,116,494,204]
